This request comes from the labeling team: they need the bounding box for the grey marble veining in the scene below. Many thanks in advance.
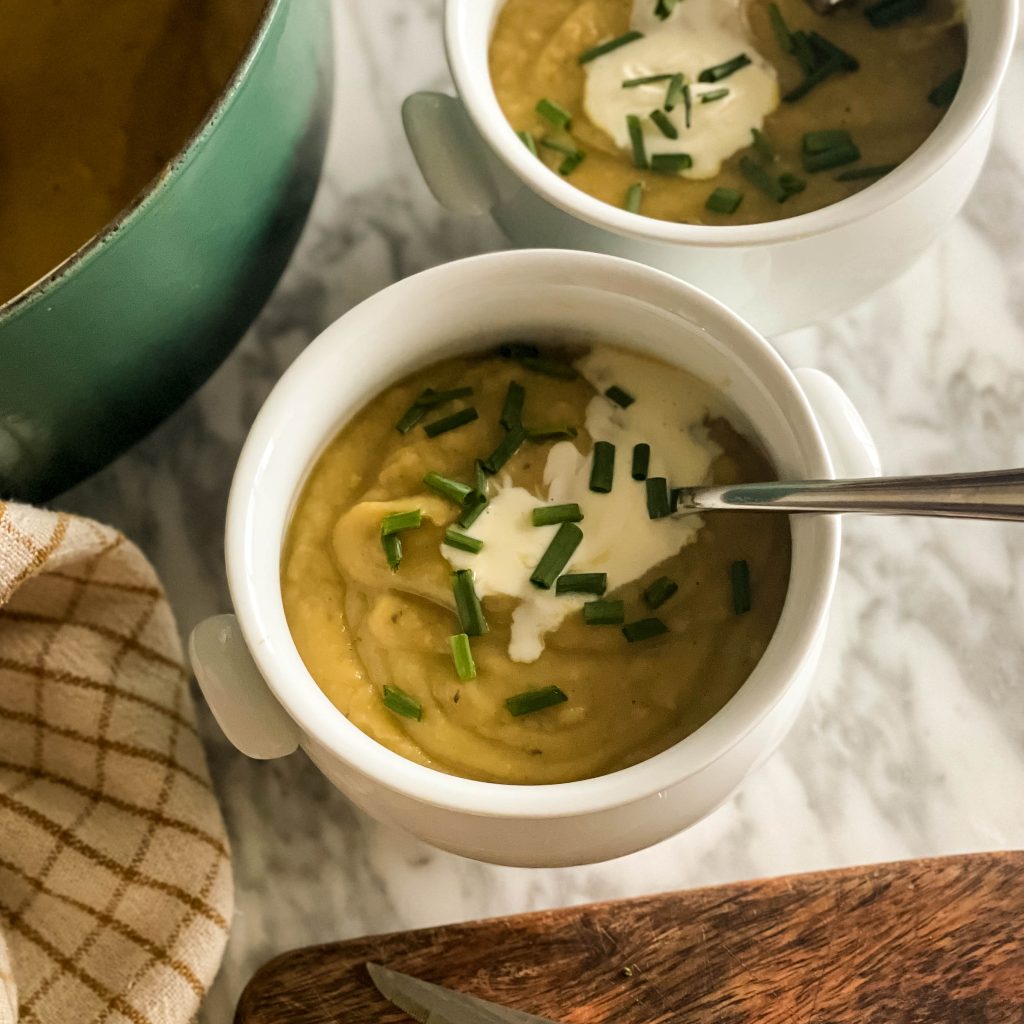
[59,3,1024,1019]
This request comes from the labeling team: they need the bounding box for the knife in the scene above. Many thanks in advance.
[367,962,563,1024]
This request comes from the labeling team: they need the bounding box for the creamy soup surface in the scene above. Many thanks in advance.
[489,0,966,225]
[282,345,791,785]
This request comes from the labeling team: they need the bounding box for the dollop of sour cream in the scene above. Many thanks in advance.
[583,0,779,180]
[443,348,722,663]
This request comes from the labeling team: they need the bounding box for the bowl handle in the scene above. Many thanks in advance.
[794,368,882,480]
[402,92,505,214]
[189,614,301,760]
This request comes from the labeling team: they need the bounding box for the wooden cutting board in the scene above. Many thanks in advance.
[235,852,1024,1024]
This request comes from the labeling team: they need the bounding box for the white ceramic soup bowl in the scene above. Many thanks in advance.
[189,249,879,867]
[402,0,1016,335]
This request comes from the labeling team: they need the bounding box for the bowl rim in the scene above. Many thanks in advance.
[225,249,842,819]
[444,0,1017,251]
[0,0,282,324]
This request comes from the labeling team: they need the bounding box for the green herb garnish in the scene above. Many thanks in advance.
[424,407,479,438]
[536,97,572,129]
[458,490,488,529]
[539,138,587,176]
[808,32,859,72]
[444,528,484,554]
[579,30,644,65]
[768,3,794,54]
[802,133,861,173]
[518,130,538,156]
[500,342,540,360]
[699,54,751,83]
[396,402,429,434]
[779,173,807,196]
[507,352,578,380]
[506,686,568,717]
[624,182,645,214]
[481,424,527,475]
[740,156,788,203]
[751,127,774,162]
[589,441,616,494]
[864,0,926,28]
[605,385,635,409]
[584,599,626,626]
[532,503,584,528]
[654,0,680,19]
[383,684,422,721]
[664,73,686,112]
[530,522,584,589]
[501,380,526,430]
[731,559,752,614]
[627,114,648,169]
[424,471,473,506]
[449,633,477,681]
[929,68,963,108]
[556,573,608,597]
[622,618,669,643]
[623,73,677,88]
[650,109,678,140]
[381,533,402,573]
[803,129,854,155]
[650,153,693,174]
[835,164,897,182]
[380,510,423,536]
[644,576,678,610]
[415,386,474,408]
[646,477,671,519]
[700,88,730,103]
[706,187,744,214]
[452,569,489,636]
[631,443,651,480]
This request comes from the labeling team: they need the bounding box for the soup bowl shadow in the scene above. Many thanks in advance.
[0,0,333,503]
[188,249,880,867]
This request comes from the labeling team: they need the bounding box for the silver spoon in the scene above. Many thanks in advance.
[673,468,1024,522]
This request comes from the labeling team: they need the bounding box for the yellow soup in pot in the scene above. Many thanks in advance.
[282,345,792,785]
[489,0,967,225]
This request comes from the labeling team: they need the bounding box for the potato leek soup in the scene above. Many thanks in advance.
[489,0,966,225]
[282,345,791,785]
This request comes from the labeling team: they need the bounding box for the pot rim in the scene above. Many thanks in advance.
[225,249,842,819]
[444,0,1017,250]
[0,0,282,324]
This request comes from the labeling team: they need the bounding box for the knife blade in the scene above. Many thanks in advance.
[367,962,562,1024]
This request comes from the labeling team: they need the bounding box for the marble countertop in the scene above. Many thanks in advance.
[62,3,1024,1019]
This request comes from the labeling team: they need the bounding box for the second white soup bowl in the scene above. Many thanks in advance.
[189,250,879,867]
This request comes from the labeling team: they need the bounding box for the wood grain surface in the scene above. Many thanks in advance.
[235,852,1024,1024]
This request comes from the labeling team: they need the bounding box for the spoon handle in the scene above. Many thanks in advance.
[673,468,1024,522]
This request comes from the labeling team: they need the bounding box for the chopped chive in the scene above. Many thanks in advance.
[631,443,651,480]
[452,569,489,636]
[807,32,859,73]
[698,54,751,83]
[624,182,644,214]
[481,424,527,475]
[706,187,744,214]
[929,68,963,108]
[834,164,897,182]
[532,503,584,527]
[380,510,423,536]
[623,73,676,88]
[803,129,854,155]
[740,156,787,203]
[501,381,526,430]
[731,559,752,614]
[751,127,774,163]
[381,533,402,572]
[779,173,807,196]
[654,0,680,19]
[449,633,477,681]
[644,575,678,610]
[650,153,693,174]
[530,522,584,589]
[664,73,686,112]
[506,686,568,717]
[646,477,671,519]
[457,491,488,529]
[515,355,578,380]
[783,56,842,103]
[627,114,648,170]
[539,139,586,176]
[865,0,926,28]
[518,129,538,156]
[423,471,473,505]
[605,385,635,408]
[584,599,625,625]
[382,684,422,721]
[424,407,479,438]
[556,573,607,597]
[396,402,429,434]
[650,108,678,140]
[578,30,644,65]
[536,97,572,129]
[415,386,474,408]
[700,88,729,103]
[444,527,484,554]
[526,425,579,443]
[475,459,488,496]
[790,30,819,76]
[500,342,540,360]
[589,441,615,494]
[803,142,861,173]
[623,617,669,643]
[682,84,693,128]
[768,3,794,53]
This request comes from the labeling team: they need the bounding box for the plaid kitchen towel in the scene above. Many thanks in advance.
[0,503,232,1024]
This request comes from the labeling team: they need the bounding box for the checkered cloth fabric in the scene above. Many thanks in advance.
[0,503,232,1024]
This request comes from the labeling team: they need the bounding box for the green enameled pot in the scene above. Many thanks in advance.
[0,0,333,502]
